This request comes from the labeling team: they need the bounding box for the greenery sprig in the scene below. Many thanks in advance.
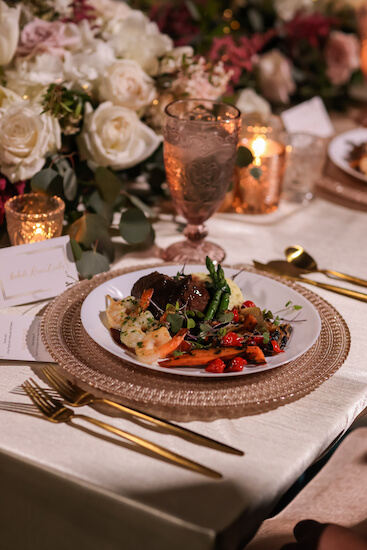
[42,83,91,135]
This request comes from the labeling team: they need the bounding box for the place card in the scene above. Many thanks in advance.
[0,311,54,362]
[0,236,79,308]
[281,97,335,138]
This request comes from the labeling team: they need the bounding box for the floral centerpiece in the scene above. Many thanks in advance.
[149,0,364,109]
[0,0,231,276]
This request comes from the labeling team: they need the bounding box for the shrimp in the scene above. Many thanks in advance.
[135,328,187,364]
[105,295,139,330]
[120,311,159,348]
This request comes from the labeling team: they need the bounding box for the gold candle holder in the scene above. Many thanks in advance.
[233,116,286,214]
[5,193,65,246]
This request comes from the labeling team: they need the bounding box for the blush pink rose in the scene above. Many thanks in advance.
[256,49,296,104]
[17,18,80,58]
[325,31,360,86]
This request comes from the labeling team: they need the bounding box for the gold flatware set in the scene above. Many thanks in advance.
[14,366,244,480]
[253,245,367,304]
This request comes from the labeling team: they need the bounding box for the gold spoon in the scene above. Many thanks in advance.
[253,260,367,303]
[285,245,367,288]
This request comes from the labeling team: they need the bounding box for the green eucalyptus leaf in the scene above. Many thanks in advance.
[69,238,83,261]
[119,207,151,245]
[250,166,262,180]
[63,168,78,201]
[86,190,114,225]
[127,193,156,219]
[95,166,121,204]
[67,212,109,248]
[135,226,155,250]
[236,146,254,167]
[31,168,62,193]
[95,232,115,263]
[76,250,110,279]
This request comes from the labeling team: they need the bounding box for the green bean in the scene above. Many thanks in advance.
[217,265,226,286]
[218,290,230,313]
[204,289,223,321]
[206,256,218,285]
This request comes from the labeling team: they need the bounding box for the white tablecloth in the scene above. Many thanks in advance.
[1,197,367,550]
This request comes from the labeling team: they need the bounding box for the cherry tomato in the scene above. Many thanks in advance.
[205,358,226,373]
[221,331,244,347]
[243,300,256,308]
[270,340,284,353]
[178,340,192,352]
[247,335,264,346]
[232,308,239,323]
[226,357,247,372]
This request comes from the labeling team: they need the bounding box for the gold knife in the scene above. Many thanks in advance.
[253,260,367,303]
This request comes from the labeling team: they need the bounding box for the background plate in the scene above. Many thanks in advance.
[328,128,367,182]
[80,265,321,378]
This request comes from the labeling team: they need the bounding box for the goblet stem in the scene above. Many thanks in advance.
[184,224,208,242]
[162,222,225,263]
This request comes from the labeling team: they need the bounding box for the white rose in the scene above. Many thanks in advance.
[63,40,116,93]
[236,89,271,120]
[274,0,314,20]
[0,1,20,66]
[78,102,161,170]
[99,60,156,110]
[106,11,172,75]
[89,0,131,24]
[0,85,22,109]
[54,0,73,17]
[157,46,194,75]
[5,54,65,101]
[0,102,61,182]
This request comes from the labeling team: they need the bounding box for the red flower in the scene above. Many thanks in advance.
[209,30,276,85]
[0,177,26,227]
[149,2,201,47]
[62,0,97,24]
[285,13,337,49]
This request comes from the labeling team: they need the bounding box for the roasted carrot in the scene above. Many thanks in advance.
[159,346,246,367]
[243,314,258,332]
[243,345,266,364]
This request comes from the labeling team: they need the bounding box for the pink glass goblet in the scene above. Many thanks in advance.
[163,99,241,263]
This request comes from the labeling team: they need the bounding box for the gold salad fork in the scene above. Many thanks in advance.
[22,379,221,479]
[42,365,243,456]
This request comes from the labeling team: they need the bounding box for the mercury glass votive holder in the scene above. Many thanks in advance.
[232,114,286,214]
[5,193,65,246]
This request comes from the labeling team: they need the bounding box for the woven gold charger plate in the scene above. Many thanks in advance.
[41,264,350,421]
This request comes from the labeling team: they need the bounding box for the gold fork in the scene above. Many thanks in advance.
[42,365,243,456]
[22,379,221,479]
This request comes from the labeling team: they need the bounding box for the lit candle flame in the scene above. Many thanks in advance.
[251,136,267,158]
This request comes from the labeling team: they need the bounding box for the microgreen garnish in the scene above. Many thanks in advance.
[218,311,234,323]
[166,313,184,333]
[199,323,212,333]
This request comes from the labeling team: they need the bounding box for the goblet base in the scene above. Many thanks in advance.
[162,239,225,263]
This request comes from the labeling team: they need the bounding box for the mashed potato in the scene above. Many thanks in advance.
[192,273,244,310]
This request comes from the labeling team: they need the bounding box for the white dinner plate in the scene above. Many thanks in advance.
[80,265,321,378]
[328,128,367,182]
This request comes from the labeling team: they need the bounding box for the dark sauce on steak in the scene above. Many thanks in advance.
[131,271,210,318]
